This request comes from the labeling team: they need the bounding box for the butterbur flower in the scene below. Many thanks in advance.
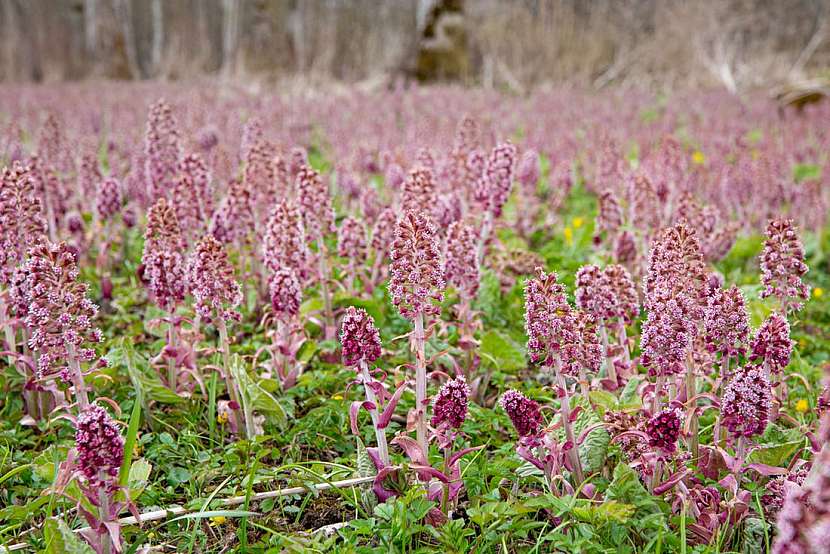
[645,406,682,453]
[262,199,308,279]
[370,207,398,259]
[172,153,211,235]
[431,377,470,429]
[289,147,309,178]
[595,189,623,240]
[575,265,605,318]
[401,167,437,215]
[75,404,124,489]
[443,220,479,299]
[18,242,103,380]
[750,312,793,373]
[337,217,367,263]
[721,365,771,438]
[95,178,122,221]
[644,223,708,313]
[0,162,47,285]
[639,284,697,377]
[474,142,517,217]
[388,211,445,320]
[524,268,576,366]
[561,311,603,377]
[385,163,405,190]
[602,264,639,323]
[760,218,809,311]
[187,235,243,323]
[435,192,463,228]
[297,164,334,239]
[517,149,540,191]
[220,177,255,245]
[78,152,102,199]
[704,285,750,358]
[500,389,543,438]
[339,306,382,368]
[614,230,637,264]
[772,446,830,553]
[269,268,302,321]
[144,99,182,202]
[142,198,187,311]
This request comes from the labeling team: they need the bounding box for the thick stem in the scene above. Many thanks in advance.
[67,344,89,410]
[652,374,666,415]
[217,319,245,436]
[616,321,630,364]
[316,236,335,341]
[360,361,390,467]
[736,436,746,462]
[476,211,493,267]
[578,367,590,398]
[413,312,428,455]
[99,471,112,554]
[686,360,699,459]
[0,297,16,369]
[167,320,177,391]
[555,363,584,485]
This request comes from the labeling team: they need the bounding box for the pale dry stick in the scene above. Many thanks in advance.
[0,476,377,553]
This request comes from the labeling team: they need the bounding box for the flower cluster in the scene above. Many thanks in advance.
[704,285,750,358]
[78,152,102,199]
[401,167,437,215]
[517,149,540,191]
[500,389,543,438]
[759,218,810,311]
[297,164,335,239]
[339,306,382,368]
[18,242,103,380]
[431,377,471,430]
[388,211,445,320]
[645,406,683,453]
[595,189,623,240]
[773,442,830,553]
[187,235,243,323]
[0,162,47,285]
[475,142,517,217]
[750,312,793,373]
[371,207,398,259]
[95,178,122,221]
[443,220,480,299]
[141,198,187,311]
[639,283,697,376]
[561,311,603,377]
[337,217,367,263]
[525,268,576,366]
[720,365,771,438]
[75,404,124,489]
[262,199,308,279]
[172,153,211,236]
[144,99,182,202]
[644,223,708,313]
[269,268,302,321]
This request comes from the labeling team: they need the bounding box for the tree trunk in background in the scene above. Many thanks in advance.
[113,0,141,79]
[10,0,43,82]
[84,0,97,54]
[151,0,163,75]
[221,0,240,76]
[415,0,469,82]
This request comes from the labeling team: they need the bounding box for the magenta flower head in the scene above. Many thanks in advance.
[388,211,445,320]
[339,306,382,368]
[759,218,809,311]
[144,99,182,202]
[704,284,750,358]
[500,389,543,438]
[644,223,708,313]
[289,147,309,178]
[95,178,123,221]
[721,365,771,438]
[263,199,308,280]
[18,242,103,380]
[524,268,576,366]
[562,311,603,377]
[517,149,540,191]
[297,164,334,239]
[269,268,302,321]
[614,230,637,264]
[443,220,480,300]
[645,406,683,453]
[401,167,437,215]
[431,377,471,429]
[75,404,124,489]
[141,198,187,311]
[575,264,605,318]
[603,264,639,323]
[595,189,623,241]
[750,312,793,372]
[639,284,697,377]
[172,153,212,236]
[78,152,102,199]
[0,162,47,286]
[385,163,405,190]
[337,217,368,263]
[474,142,517,217]
[187,235,243,324]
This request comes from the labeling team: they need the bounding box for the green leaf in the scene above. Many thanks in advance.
[570,397,609,475]
[118,399,142,490]
[167,466,192,485]
[588,390,618,416]
[478,330,526,372]
[230,356,288,427]
[127,458,153,499]
[748,440,802,467]
[793,163,821,183]
[333,295,386,326]
[606,462,663,518]
[42,517,95,554]
[295,340,318,363]
[572,500,635,525]
[118,339,184,405]
[618,377,643,410]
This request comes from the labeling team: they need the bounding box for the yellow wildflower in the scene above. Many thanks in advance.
[795,399,809,414]
[813,287,824,298]
[332,393,343,400]
[691,150,705,165]
[564,226,573,246]
[217,412,229,425]
[572,217,584,229]
[209,516,227,526]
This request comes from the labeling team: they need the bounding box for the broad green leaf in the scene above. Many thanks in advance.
[572,500,635,525]
[618,377,643,410]
[606,462,663,518]
[479,330,526,372]
[127,458,152,499]
[333,294,386,326]
[793,163,821,183]
[42,517,95,554]
[230,356,287,427]
[118,399,142,491]
[748,440,802,467]
[588,390,618,416]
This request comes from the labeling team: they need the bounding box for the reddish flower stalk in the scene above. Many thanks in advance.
[269,268,304,389]
[389,210,445,454]
[524,268,584,484]
[340,306,389,466]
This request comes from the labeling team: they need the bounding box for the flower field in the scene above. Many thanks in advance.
[1,83,829,553]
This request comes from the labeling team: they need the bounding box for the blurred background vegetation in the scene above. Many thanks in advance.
[3,0,830,94]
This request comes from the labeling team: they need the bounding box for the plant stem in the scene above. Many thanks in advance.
[360,360,390,467]
[0,297,16,369]
[686,360,699,460]
[476,211,493,267]
[617,321,630,364]
[413,312,428,455]
[217,319,245,436]
[316,236,335,341]
[99,470,112,554]
[167,319,177,391]
[652,374,665,414]
[555,362,584,485]
[67,344,89,410]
